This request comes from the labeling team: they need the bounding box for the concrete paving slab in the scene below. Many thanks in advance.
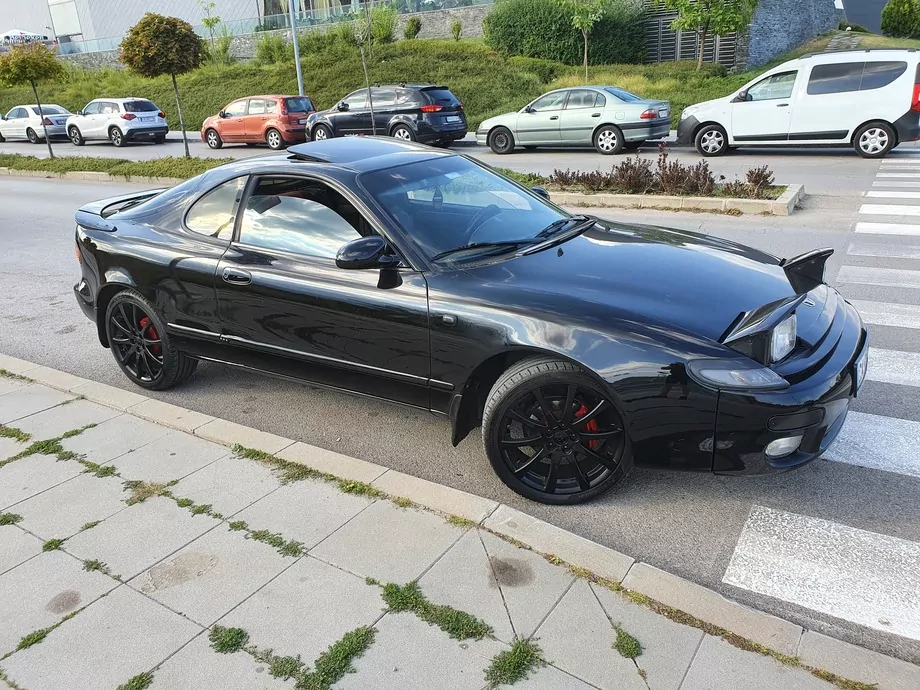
[680,635,834,690]
[127,398,214,433]
[337,612,493,690]
[69,380,148,411]
[170,455,281,517]
[418,528,515,643]
[105,430,228,483]
[0,549,117,655]
[150,633,292,690]
[64,497,220,580]
[0,527,42,575]
[309,499,461,584]
[131,524,293,627]
[591,582,704,690]
[12,399,120,440]
[14,473,127,539]
[0,455,84,511]
[516,663,597,689]
[0,384,74,424]
[61,413,173,465]
[0,376,29,396]
[220,555,382,663]
[798,631,920,690]
[22,365,88,391]
[371,470,499,523]
[194,418,294,455]
[234,479,373,549]
[534,579,646,690]
[0,584,202,690]
[0,436,27,461]
[479,529,575,640]
[0,353,40,376]
[276,442,388,484]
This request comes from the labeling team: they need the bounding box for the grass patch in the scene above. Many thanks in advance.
[381,581,492,640]
[0,368,30,381]
[0,425,95,467]
[0,153,231,181]
[0,425,30,443]
[82,559,110,575]
[175,497,194,508]
[391,496,414,508]
[190,503,213,515]
[337,480,382,498]
[614,626,642,659]
[116,672,154,690]
[0,513,23,526]
[248,528,307,557]
[123,480,170,505]
[484,639,545,687]
[209,625,249,654]
[80,520,101,531]
[80,461,117,478]
[446,515,478,529]
[42,538,65,552]
[228,520,248,531]
[17,627,51,650]
[296,626,376,690]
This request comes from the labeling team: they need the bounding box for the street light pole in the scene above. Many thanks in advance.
[289,0,304,96]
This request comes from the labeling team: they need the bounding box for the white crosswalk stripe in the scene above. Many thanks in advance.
[836,265,920,289]
[876,172,920,178]
[859,204,920,216]
[855,221,920,235]
[866,191,920,199]
[723,506,920,641]
[846,241,920,259]
[849,299,920,328]
[827,410,920,477]
[865,347,920,388]
[871,180,920,187]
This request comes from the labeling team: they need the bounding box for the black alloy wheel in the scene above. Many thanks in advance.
[488,127,515,155]
[26,128,40,144]
[69,126,84,146]
[483,358,632,504]
[110,127,125,147]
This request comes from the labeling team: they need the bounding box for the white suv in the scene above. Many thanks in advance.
[66,98,168,147]
[677,49,920,159]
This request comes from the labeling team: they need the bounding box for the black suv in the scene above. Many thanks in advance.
[307,84,467,147]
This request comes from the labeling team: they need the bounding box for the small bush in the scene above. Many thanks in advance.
[881,0,920,38]
[334,19,358,46]
[746,164,775,198]
[255,33,288,64]
[297,29,338,55]
[610,155,655,193]
[371,5,399,44]
[451,19,463,41]
[404,16,422,39]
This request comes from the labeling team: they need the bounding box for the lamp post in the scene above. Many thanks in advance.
[289,0,304,96]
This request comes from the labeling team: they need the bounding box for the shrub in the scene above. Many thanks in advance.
[508,56,564,83]
[451,19,463,41]
[255,33,288,64]
[334,18,358,45]
[745,164,774,198]
[610,155,655,194]
[881,0,920,38]
[484,0,646,66]
[297,29,338,55]
[404,16,422,39]
[371,4,399,44]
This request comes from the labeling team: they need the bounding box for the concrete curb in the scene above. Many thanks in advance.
[1,351,917,689]
[0,167,185,186]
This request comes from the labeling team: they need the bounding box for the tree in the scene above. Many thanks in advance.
[571,0,605,83]
[119,13,205,158]
[0,42,65,158]
[199,0,220,56]
[660,0,759,71]
[881,0,920,38]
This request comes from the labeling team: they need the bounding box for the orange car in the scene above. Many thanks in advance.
[201,94,316,150]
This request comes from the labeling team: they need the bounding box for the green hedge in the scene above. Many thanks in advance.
[484,0,646,66]
[0,154,231,179]
[881,0,920,38]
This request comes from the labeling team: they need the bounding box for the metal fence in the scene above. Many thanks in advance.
[643,7,739,69]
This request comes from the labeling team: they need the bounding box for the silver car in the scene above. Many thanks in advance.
[66,97,168,147]
[476,86,671,155]
[0,104,71,143]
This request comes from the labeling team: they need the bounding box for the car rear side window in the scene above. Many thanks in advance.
[594,93,607,108]
[249,99,267,115]
[265,99,278,113]
[807,61,907,95]
[371,89,397,108]
[124,99,159,113]
[423,89,460,106]
[859,61,908,90]
[285,96,314,112]
[566,90,597,109]
[603,87,642,103]
[185,177,246,241]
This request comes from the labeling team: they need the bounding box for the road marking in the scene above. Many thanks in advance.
[879,160,920,166]
[723,506,920,641]
[848,299,920,329]
[859,204,920,216]
[876,172,920,178]
[827,411,920,478]
[866,191,920,199]
[836,265,920,289]
[846,241,920,260]
[872,180,920,187]
[855,221,920,236]
[866,347,920,388]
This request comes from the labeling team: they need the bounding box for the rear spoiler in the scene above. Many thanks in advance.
[780,248,833,294]
[74,188,166,232]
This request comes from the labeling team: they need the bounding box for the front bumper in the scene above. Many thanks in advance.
[676,115,699,146]
[622,118,670,142]
[123,126,168,141]
[475,128,488,146]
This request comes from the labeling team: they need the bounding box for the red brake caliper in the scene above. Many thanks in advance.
[574,404,599,450]
[138,317,162,357]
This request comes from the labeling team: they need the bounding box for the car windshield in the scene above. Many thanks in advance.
[604,87,642,102]
[360,156,571,263]
[34,105,68,115]
[124,100,159,113]
[285,97,315,112]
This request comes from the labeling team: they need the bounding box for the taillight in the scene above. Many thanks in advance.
[280,100,287,115]
[459,103,464,110]
[42,117,53,126]
[639,109,657,119]
[420,104,443,113]
[158,111,166,119]
[121,113,136,121]
[911,84,920,112]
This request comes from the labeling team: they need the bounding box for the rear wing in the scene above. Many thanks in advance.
[74,188,166,232]
[780,248,833,294]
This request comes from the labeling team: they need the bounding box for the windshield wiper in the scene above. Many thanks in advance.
[431,240,534,262]
[534,215,592,239]
[520,215,596,255]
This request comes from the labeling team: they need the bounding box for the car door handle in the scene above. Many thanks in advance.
[549,116,559,120]
[222,267,252,285]
[591,113,601,117]
[776,103,789,107]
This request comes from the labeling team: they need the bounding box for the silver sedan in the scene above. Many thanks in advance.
[0,104,72,143]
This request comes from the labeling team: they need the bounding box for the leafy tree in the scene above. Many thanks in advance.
[451,18,463,41]
[0,42,65,158]
[404,16,422,39]
[199,0,221,56]
[119,13,205,158]
[571,0,605,83]
[659,0,759,71]
[881,0,920,38]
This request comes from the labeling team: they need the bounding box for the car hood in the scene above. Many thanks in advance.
[460,219,798,343]
[478,111,518,131]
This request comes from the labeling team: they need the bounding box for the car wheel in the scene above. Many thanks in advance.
[313,124,333,141]
[154,134,166,145]
[488,127,515,155]
[69,126,85,146]
[205,129,223,149]
[105,290,198,391]
[109,127,126,147]
[623,140,645,151]
[854,122,895,159]
[392,124,416,142]
[26,128,40,144]
[593,125,623,155]
[482,356,633,505]
[266,128,285,150]
[694,124,728,156]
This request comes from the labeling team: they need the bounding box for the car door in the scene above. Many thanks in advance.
[1,107,27,138]
[336,89,370,135]
[558,89,603,143]
[73,101,98,138]
[215,173,432,408]
[95,101,120,139]
[218,99,248,142]
[516,91,567,144]
[730,70,798,142]
[369,88,397,135]
[244,98,269,141]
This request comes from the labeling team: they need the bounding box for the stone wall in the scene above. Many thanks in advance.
[744,0,840,69]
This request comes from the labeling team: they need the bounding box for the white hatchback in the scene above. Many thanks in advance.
[66,97,168,147]
[677,49,920,159]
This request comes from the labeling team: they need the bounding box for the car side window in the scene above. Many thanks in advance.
[8,108,25,119]
[370,89,397,108]
[100,102,119,115]
[530,92,568,111]
[343,90,368,109]
[185,177,246,240]
[746,71,797,101]
[225,100,247,117]
[565,90,597,109]
[83,102,100,115]
[238,176,369,259]
[264,99,277,113]
[249,99,266,115]
[594,93,607,108]
[807,62,864,95]
[858,61,908,91]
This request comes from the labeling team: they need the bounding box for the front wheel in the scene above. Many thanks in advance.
[482,357,633,505]
[854,122,895,159]
[593,125,623,155]
[110,127,126,147]
[69,126,85,146]
[312,124,333,141]
[26,128,40,144]
[205,129,223,149]
[694,124,728,156]
[488,127,515,155]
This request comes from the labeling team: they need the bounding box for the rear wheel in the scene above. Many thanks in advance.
[105,290,198,391]
[391,124,415,141]
[488,127,515,155]
[26,128,40,144]
[69,126,84,146]
[205,129,223,149]
[482,357,633,505]
[593,125,623,155]
[312,124,333,141]
[694,124,728,156]
[109,127,126,147]
[854,122,895,159]
[266,128,285,150]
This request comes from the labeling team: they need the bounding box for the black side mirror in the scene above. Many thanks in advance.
[733,89,750,103]
[337,102,349,112]
[336,236,400,270]
[524,106,535,113]
[531,186,550,200]
[219,110,227,118]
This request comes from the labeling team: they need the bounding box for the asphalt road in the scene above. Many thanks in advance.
[2,175,919,663]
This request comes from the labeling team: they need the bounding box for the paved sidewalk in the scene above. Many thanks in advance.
[1,364,917,690]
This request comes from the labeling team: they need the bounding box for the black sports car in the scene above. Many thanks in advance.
[73,138,868,505]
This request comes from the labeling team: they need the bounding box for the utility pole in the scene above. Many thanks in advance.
[289,0,304,96]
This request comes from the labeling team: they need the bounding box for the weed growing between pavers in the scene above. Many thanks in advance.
[247,647,305,680]
[82,559,111,575]
[0,513,23,526]
[208,625,249,653]
[115,671,154,690]
[446,515,477,529]
[0,369,31,381]
[79,520,101,531]
[484,639,545,688]
[231,444,330,484]
[380,581,493,640]
[0,667,23,689]
[0,425,30,444]
[614,626,642,659]
[175,498,194,508]
[190,503,213,515]
[247,529,307,557]
[80,461,117,478]
[59,395,87,406]
[0,424,96,468]
[228,520,247,531]
[337,480,383,498]
[41,538,64,552]
[391,496,414,508]
[123,480,171,505]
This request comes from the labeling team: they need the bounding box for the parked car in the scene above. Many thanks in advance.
[308,84,467,147]
[72,137,867,505]
[201,95,316,150]
[476,87,671,155]
[677,49,920,158]
[66,98,168,147]
[0,104,71,143]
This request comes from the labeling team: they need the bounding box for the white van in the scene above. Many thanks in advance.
[676,49,920,158]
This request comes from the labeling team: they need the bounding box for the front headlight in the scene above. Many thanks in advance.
[687,359,789,391]
[770,314,797,363]
[680,106,697,120]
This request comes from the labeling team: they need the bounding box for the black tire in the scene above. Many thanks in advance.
[488,127,515,155]
[482,356,633,505]
[623,140,645,151]
[266,128,285,150]
[69,126,85,146]
[26,128,40,144]
[205,128,223,149]
[109,127,126,147]
[0,131,5,142]
[694,123,728,157]
[391,124,416,142]
[593,125,623,155]
[853,122,895,159]
[154,134,166,145]
[105,290,198,391]
[245,142,258,147]
[312,124,333,141]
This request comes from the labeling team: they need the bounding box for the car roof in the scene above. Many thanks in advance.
[89,97,154,103]
[245,94,310,99]
[794,48,918,64]
[283,137,450,172]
